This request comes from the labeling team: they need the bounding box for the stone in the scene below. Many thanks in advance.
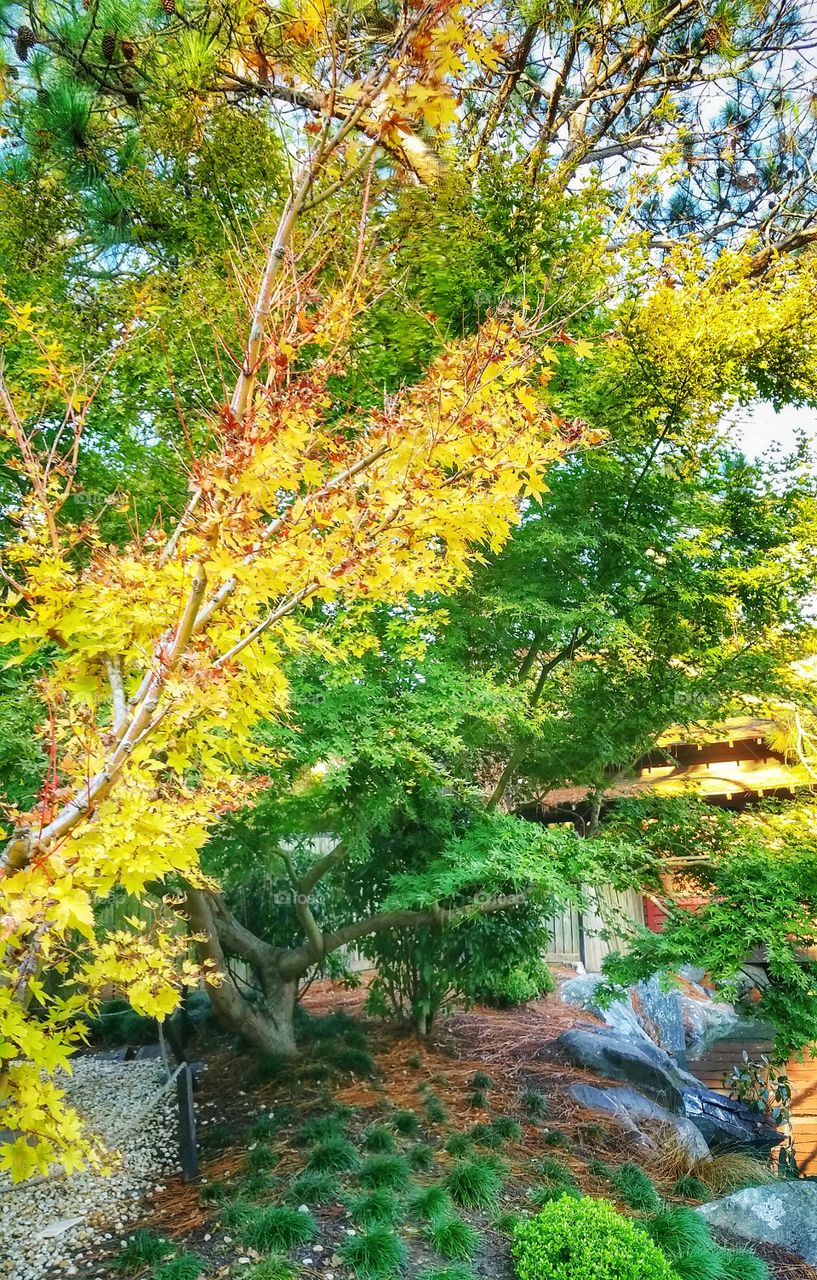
[679,1088,783,1155]
[557,1027,690,1109]
[35,1219,85,1241]
[698,1183,817,1264]
[632,975,687,1059]
[568,1082,710,1161]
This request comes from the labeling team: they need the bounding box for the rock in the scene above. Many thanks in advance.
[679,1088,783,1155]
[698,1183,817,1264]
[562,970,735,1057]
[558,1027,690,1109]
[35,1219,85,1241]
[678,989,737,1053]
[561,976,654,1047]
[569,1082,710,1161]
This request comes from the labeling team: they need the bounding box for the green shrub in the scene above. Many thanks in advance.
[643,1206,713,1261]
[152,1254,207,1280]
[115,1230,172,1271]
[417,1267,477,1280]
[363,1124,398,1154]
[713,1248,770,1280]
[530,1185,581,1209]
[393,1109,421,1136]
[410,1183,454,1222]
[537,1157,575,1187]
[246,1143,278,1172]
[306,1135,359,1172]
[286,1169,340,1205]
[512,1196,680,1280]
[587,1158,612,1179]
[611,1162,662,1212]
[471,957,556,1008]
[348,1187,404,1228]
[672,1251,723,1280]
[426,1213,481,1261]
[219,1199,257,1231]
[335,1046,377,1077]
[469,1071,493,1090]
[522,1090,548,1117]
[359,1155,411,1190]
[425,1094,449,1124]
[339,1226,408,1279]
[243,1260,296,1280]
[444,1156,504,1209]
[408,1142,436,1172]
[673,1174,710,1201]
[237,1205,317,1252]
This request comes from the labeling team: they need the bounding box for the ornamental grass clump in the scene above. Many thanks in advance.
[285,1169,340,1205]
[713,1248,770,1280]
[237,1205,317,1252]
[408,1142,436,1172]
[445,1155,504,1209]
[643,1205,714,1262]
[363,1124,398,1154]
[306,1135,359,1173]
[425,1213,482,1261]
[611,1161,662,1212]
[348,1187,405,1229]
[512,1196,680,1280]
[410,1183,454,1222]
[338,1226,408,1279]
[358,1154,412,1190]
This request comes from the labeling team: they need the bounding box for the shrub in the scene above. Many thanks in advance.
[522,1090,548,1117]
[643,1206,713,1261]
[348,1187,404,1229]
[306,1136,359,1173]
[338,1227,408,1279]
[359,1155,411,1190]
[444,1156,504,1209]
[537,1157,575,1187]
[246,1143,278,1172]
[115,1230,172,1271]
[471,957,556,1008]
[587,1158,612,1179]
[244,1260,297,1280]
[286,1169,340,1205]
[408,1142,436,1172]
[469,1071,493,1090]
[425,1094,449,1124]
[237,1205,317,1252]
[363,1124,398,1154]
[674,1175,710,1201]
[714,1248,770,1280]
[512,1197,680,1280]
[152,1255,207,1280]
[393,1109,422,1136]
[410,1184,454,1222]
[426,1214,481,1261]
[611,1162,662,1212]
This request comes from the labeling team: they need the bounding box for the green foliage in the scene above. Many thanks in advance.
[348,1187,405,1229]
[240,1171,277,1198]
[673,1175,710,1201]
[522,1091,549,1117]
[410,1184,454,1223]
[587,1158,612,1179]
[444,1156,504,1209]
[512,1197,680,1280]
[286,1169,340,1206]
[358,1155,412,1191]
[446,1133,474,1157]
[424,1095,449,1125]
[610,1162,662,1212]
[469,1072,492,1090]
[577,1122,608,1144]
[199,1180,228,1204]
[335,1047,377,1078]
[541,1129,572,1150]
[297,1112,348,1145]
[537,1158,575,1188]
[338,1227,408,1280]
[643,1206,714,1262]
[363,1125,397,1154]
[467,1089,488,1109]
[408,1143,436,1172]
[242,1260,297,1280]
[115,1230,173,1271]
[713,1249,770,1280]
[425,1213,482,1261]
[672,1252,723,1280]
[392,1110,422,1136]
[306,1136,359,1173]
[417,1267,478,1280]
[246,1144,278,1172]
[236,1206,317,1253]
[531,1185,582,1209]
[493,1211,523,1236]
[152,1256,207,1280]
[251,1114,277,1141]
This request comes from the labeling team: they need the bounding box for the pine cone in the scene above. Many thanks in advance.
[101,31,117,61]
[160,0,176,13]
[121,39,136,62]
[14,25,36,61]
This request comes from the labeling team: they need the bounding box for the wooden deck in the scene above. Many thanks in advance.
[690,1032,817,1174]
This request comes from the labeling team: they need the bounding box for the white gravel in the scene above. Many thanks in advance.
[0,1058,182,1280]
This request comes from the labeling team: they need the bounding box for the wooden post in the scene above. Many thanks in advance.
[176,1064,198,1182]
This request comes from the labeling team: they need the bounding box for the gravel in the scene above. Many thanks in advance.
[0,1058,181,1280]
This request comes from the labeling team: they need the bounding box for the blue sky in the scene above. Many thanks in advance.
[731,402,816,461]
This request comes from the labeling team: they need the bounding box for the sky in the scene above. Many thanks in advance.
[729,402,816,461]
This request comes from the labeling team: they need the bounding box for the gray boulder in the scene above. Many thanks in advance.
[679,1088,783,1155]
[558,1026,689,1109]
[698,1183,817,1264]
[569,1082,710,1160]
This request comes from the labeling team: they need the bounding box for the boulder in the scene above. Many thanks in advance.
[558,1026,689,1109]
[632,974,687,1058]
[569,1082,710,1161]
[679,1088,783,1155]
[698,1183,817,1264]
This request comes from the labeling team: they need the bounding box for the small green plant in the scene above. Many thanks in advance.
[408,1142,435,1172]
[219,1199,257,1231]
[512,1196,679,1280]
[673,1174,710,1201]
[339,1226,408,1279]
[152,1254,207,1280]
[587,1158,612,1179]
[363,1123,398,1153]
[537,1157,575,1187]
[297,1112,347,1144]
[672,1251,723,1280]
[200,1121,232,1150]
[425,1094,448,1124]
[643,1205,713,1262]
[530,1185,580,1209]
[348,1187,404,1228]
[116,1230,173,1271]
[249,1053,292,1083]
[467,1088,488,1108]
[239,1170,277,1198]
[246,1143,278,1172]
[359,1154,411,1190]
[492,1210,523,1235]
[410,1183,454,1222]
[392,1108,421,1136]
[469,1071,493,1090]
[286,1169,340,1205]
[408,1053,422,1070]
[198,1180,229,1204]
[714,1248,770,1280]
[306,1135,359,1173]
[446,1133,474,1157]
[417,1267,477,1280]
[425,1213,481,1261]
[577,1121,608,1143]
[237,1205,317,1252]
[251,1113,276,1140]
[335,1046,377,1077]
[490,1116,522,1141]
[243,1259,297,1280]
[522,1090,548,1117]
[611,1161,662,1212]
[468,1122,503,1150]
[444,1156,504,1209]
[541,1128,571,1149]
